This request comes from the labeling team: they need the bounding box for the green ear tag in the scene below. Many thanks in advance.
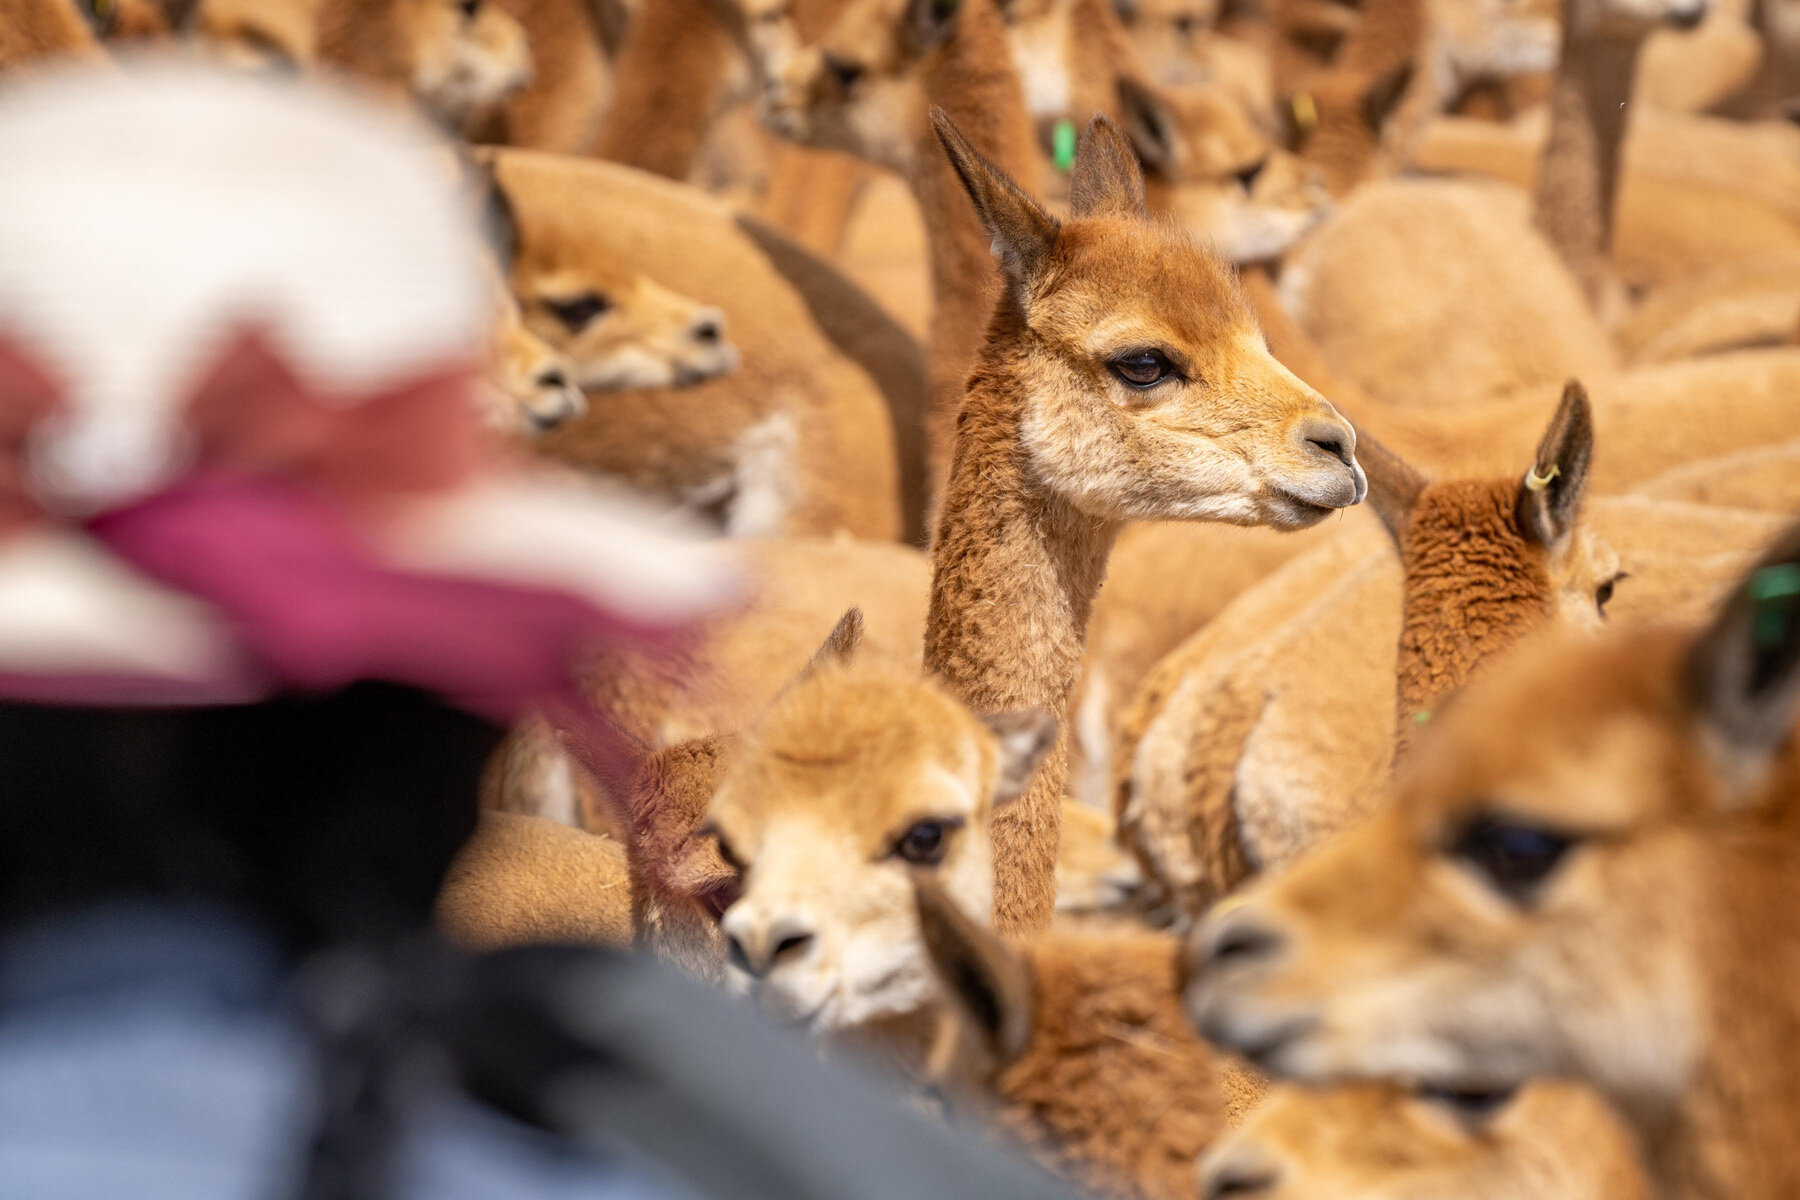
[1413,709,1433,726]
[1748,563,1800,648]
[1052,118,1078,174]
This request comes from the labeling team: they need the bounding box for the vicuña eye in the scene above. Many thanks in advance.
[545,292,612,332]
[1419,1085,1518,1129]
[1109,349,1176,389]
[1595,572,1628,617]
[1450,815,1575,902]
[892,818,961,866]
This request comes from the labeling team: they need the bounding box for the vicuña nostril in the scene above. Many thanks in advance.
[1301,420,1355,469]
[726,932,766,979]
[1203,1161,1280,1200]
[534,368,568,390]
[1206,920,1284,969]
[692,318,723,345]
[822,53,864,90]
[1234,156,1268,191]
[772,931,814,963]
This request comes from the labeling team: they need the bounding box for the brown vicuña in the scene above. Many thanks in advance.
[924,110,1364,933]
[916,877,1259,1200]
[1187,519,1800,1200]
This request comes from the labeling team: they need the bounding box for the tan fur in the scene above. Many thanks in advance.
[316,0,532,126]
[1113,0,1226,86]
[483,286,587,433]
[511,251,737,392]
[1280,178,1617,412]
[1128,81,1333,263]
[1619,258,1800,364]
[589,0,736,176]
[1411,109,1800,293]
[1636,4,1763,113]
[483,0,612,151]
[1203,1082,1651,1200]
[491,150,902,539]
[708,657,1034,1040]
[1362,351,1800,482]
[193,0,323,64]
[1632,440,1800,511]
[753,140,876,256]
[984,932,1241,1198]
[586,535,931,748]
[920,882,1261,1199]
[1054,798,1143,914]
[1118,487,1783,920]
[923,117,1364,934]
[1185,554,1800,1198]
[625,733,739,982]
[733,209,936,545]
[436,810,633,949]
[0,0,108,69]
[771,0,1041,478]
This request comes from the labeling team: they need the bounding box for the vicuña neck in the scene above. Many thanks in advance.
[1532,7,1641,307]
[909,0,1041,467]
[924,325,1119,935]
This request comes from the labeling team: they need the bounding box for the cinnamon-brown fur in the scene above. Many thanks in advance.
[918,881,1259,1199]
[924,114,1364,934]
[1187,522,1800,1199]
[768,0,1040,477]
[485,0,612,152]
[316,0,532,127]
[0,0,107,69]
[590,0,737,176]
[436,811,633,949]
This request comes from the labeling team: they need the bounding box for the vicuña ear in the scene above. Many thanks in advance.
[775,607,864,700]
[1068,113,1149,219]
[1361,59,1415,133]
[1514,379,1594,549]
[914,876,1035,1065]
[461,151,521,275]
[802,606,863,675]
[980,709,1057,803]
[932,108,1061,297]
[907,0,963,51]
[1116,75,1179,179]
[1686,518,1800,788]
[1354,426,1428,548]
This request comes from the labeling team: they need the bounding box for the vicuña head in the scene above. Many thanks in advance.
[936,109,1365,527]
[317,0,533,128]
[1118,75,1332,265]
[1186,518,1800,1197]
[706,613,1055,1034]
[914,876,1249,1200]
[759,0,964,168]
[486,288,586,434]
[490,165,740,391]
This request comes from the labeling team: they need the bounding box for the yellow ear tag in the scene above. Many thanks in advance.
[1291,92,1318,134]
[1525,463,1560,492]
